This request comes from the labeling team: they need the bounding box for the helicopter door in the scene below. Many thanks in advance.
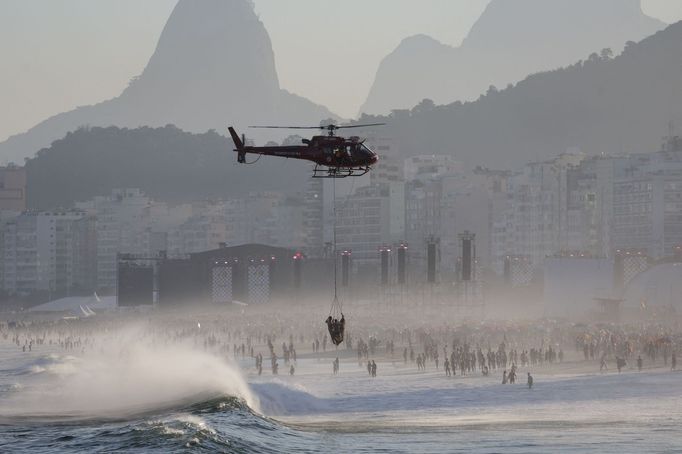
[331,146,348,163]
[323,146,333,164]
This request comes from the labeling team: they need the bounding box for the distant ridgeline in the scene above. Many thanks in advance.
[23,21,682,209]
[361,0,665,115]
[25,125,309,210]
[355,21,682,169]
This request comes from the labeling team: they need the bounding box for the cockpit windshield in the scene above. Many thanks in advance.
[351,143,373,157]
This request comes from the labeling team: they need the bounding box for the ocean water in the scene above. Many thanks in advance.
[1,343,682,453]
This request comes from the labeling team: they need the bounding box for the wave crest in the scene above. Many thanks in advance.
[0,344,258,421]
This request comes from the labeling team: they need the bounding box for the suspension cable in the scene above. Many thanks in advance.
[333,175,338,301]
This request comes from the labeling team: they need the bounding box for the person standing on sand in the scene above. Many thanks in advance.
[600,354,608,373]
[527,372,533,389]
[672,352,676,371]
[616,356,625,373]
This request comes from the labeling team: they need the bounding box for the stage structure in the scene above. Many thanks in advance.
[376,242,409,306]
[117,244,312,308]
[211,262,233,304]
[397,243,407,285]
[116,251,167,307]
[504,255,534,287]
[456,231,484,316]
[614,249,649,294]
[341,250,351,287]
[426,236,439,284]
[380,246,390,286]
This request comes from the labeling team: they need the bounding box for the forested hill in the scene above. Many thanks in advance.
[25,126,309,210]
[355,21,682,169]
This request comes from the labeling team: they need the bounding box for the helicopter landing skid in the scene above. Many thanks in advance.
[313,165,371,178]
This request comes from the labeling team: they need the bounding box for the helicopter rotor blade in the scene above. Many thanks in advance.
[249,123,385,130]
[248,123,385,138]
[248,126,323,130]
[333,123,386,129]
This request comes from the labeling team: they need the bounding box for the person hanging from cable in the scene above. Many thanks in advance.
[325,311,345,346]
[337,313,345,344]
[325,315,337,344]
[326,315,334,336]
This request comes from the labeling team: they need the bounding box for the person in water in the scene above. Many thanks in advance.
[527,372,533,389]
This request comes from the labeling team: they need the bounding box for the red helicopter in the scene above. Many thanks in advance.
[228,123,383,178]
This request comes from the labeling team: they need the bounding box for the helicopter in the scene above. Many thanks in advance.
[228,123,384,178]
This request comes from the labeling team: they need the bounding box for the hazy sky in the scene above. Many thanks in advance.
[1,0,681,142]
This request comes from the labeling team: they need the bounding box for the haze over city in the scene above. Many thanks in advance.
[1,1,682,452]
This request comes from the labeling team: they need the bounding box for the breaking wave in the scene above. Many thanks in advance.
[0,343,258,421]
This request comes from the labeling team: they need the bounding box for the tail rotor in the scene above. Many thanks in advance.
[228,126,247,163]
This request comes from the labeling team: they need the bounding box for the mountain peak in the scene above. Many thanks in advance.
[0,0,334,164]
[128,0,279,98]
[398,34,447,49]
[121,0,281,129]
[361,0,664,115]
[463,0,660,51]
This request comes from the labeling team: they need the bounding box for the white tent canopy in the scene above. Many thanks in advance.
[29,295,116,313]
